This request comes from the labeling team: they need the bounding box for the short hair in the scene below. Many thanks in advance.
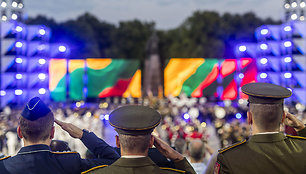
[188,139,205,162]
[174,138,186,154]
[249,103,283,131]
[19,112,54,143]
[118,134,151,154]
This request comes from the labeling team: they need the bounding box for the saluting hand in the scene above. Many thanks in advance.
[284,111,305,132]
[55,119,84,139]
[153,135,184,162]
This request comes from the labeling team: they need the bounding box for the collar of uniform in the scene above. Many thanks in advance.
[112,156,156,167]
[18,144,51,154]
[121,155,146,158]
[249,133,286,143]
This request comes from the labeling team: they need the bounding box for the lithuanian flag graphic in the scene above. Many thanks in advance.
[87,59,141,98]
[164,58,219,97]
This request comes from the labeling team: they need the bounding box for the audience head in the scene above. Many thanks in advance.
[188,139,205,163]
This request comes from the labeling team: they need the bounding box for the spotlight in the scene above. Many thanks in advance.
[11,13,18,20]
[38,58,46,65]
[0,90,6,96]
[284,72,292,78]
[15,89,23,95]
[1,1,7,8]
[183,113,190,120]
[104,114,109,121]
[238,73,244,79]
[260,29,269,35]
[239,45,247,52]
[284,3,290,9]
[15,74,22,79]
[38,88,46,95]
[284,41,292,47]
[301,2,306,8]
[284,26,292,32]
[260,73,268,79]
[11,1,17,8]
[38,73,46,80]
[292,1,298,8]
[300,16,305,21]
[58,46,67,52]
[235,113,242,119]
[260,58,268,65]
[15,26,22,32]
[18,3,23,8]
[15,41,22,48]
[15,57,22,63]
[260,43,268,50]
[1,15,7,21]
[39,29,46,36]
[284,56,292,63]
[291,13,298,20]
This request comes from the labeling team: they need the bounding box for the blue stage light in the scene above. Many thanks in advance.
[38,58,46,65]
[287,88,293,92]
[284,41,292,47]
[239,45,247,52]
[104,114,109,121]
[284,73,292,78]
[239,73,244,79]
[260,73,268,79]
[15,57,23,63]
[284,26,292,32]
[260,29,269,35]
[58,46,67,52]
[38,88,46,94]
[15,41,23,48]
[16,26,23,32]
[38,73,46,80]
[0,90,6,96]
[15,89,23,95]
[38,44,46,51]
[235,113,242,119]
[39,29,46,36]
[284,57,292,63]
[260,43,268,50]
[15,74,22,79]
[183,113,190,120]
[260,58,268,65]
[11,13,18,20]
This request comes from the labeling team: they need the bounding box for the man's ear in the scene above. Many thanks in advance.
[149,135,154,148]
[247,111,253,125]
[50,126,55,139]
[115,135,120,148]
[17,126,23,139]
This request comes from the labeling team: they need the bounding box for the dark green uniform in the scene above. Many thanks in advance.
[82,157,195,174]
[215,129,306,174]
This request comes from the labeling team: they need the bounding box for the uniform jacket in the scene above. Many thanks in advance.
[215,129,306,174]
[0,131,120,174]
[82,157,196,174]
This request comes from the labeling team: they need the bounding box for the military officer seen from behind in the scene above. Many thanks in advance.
[215,83,306,174]
[0,97,120,174]
[83,105,196,174]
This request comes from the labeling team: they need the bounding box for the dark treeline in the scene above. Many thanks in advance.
[25,11,280,60]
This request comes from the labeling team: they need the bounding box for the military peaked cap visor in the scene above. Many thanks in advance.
[241,83,292,104]
[21,97,51,121]
[109,105,161,135]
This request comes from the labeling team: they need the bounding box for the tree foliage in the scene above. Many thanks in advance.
[26,11,280,60]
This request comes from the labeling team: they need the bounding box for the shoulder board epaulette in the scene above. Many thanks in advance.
[160,167,186,173]
[81,165,108,174]
[0,156,11,161]
[286,135,306,140]
[218,139,247,154]
[51,151,78,155]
